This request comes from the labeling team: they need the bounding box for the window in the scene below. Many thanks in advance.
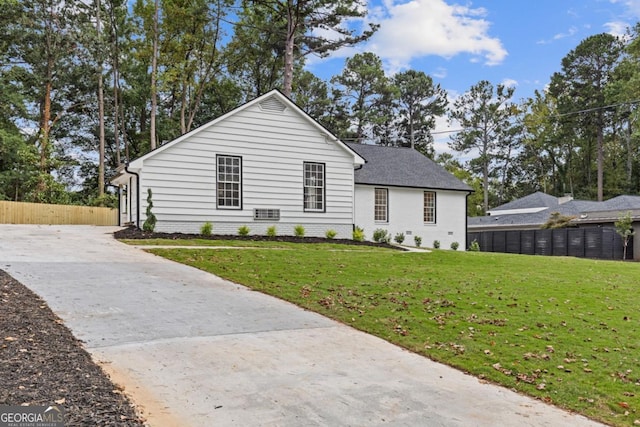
[303,162,325,212]
[374,188,388,222]
[423,191,436,223]
[217,155,241,209]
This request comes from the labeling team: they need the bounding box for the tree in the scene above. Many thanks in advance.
[2,0,92,202]
[331,52,388,143]
[551,33,623,201]
[614,211,635,260]
[226,3,286,99]
[449,80,516,213]
[245,0,378,97]
[393,70,447,156]
[541,212,576,229]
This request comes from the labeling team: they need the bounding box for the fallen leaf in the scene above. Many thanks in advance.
[54,398,65,405]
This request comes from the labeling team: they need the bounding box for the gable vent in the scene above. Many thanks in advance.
[259,98,287,113]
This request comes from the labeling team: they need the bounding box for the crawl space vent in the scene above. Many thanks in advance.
[259,98,287,112]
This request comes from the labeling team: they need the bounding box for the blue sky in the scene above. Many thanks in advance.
[304,0,640,154]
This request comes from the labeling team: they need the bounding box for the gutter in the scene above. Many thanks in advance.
[124,164,140,229]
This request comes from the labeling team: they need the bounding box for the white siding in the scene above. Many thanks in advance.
[354,185,468,249]
[137,101,356,238]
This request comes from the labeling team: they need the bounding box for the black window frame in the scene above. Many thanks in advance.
[303,162,326,212]
[216,154,242,210]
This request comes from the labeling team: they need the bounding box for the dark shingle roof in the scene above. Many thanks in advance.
[490,191,559,211]
[346,143,472,192]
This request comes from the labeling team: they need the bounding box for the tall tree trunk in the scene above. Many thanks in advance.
[150,0,159,150]
[597,123,603,201]
[283,0,296,97]
[111,0,121,165]
[96,0,105,199]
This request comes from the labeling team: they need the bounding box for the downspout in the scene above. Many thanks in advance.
[353,163,364,232]
[125,164,140,229]
[465,192,470,251]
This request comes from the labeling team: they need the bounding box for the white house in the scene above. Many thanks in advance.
[111,90,472,248]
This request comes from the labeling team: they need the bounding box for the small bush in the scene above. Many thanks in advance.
[142,188,157,232]
[433,240,440,249]
[373,228,390,243]
[266,225,277,237]
[325,229,337,239]
[294,225,305,237]
[469,239,480,251]
[414,236,422,247]
[238,225,250,236]
[353,226,365,242]
[450,241,459,251]
[394,232,405,244]
[200,222,212,236]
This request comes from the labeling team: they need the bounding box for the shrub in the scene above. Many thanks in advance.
[325,229,337,239]
[373,228,390,243]
[469,239,480,252]
[433,240,440,249]
[394,232,405,244]
[352,226,365,242]
[450,241,459,251]
[238,225,250,236]
[294,225,305,237]
[200,222,212,236]
[266,225,277,237]
[414,236,422,247]
[142,188,157,232]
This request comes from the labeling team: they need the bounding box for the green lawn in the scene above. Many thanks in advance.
[142,242,640,426]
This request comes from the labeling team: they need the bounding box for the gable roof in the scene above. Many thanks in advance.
[346,143,473,192]
[126,89,364,169]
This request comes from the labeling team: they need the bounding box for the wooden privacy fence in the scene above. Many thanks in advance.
[0,200,118,226]
[467,227,633,260]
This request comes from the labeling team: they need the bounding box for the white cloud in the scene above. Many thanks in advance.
[365,0,507,69]
[610,0,640,17]
[432,67,447,79]
[537,26,578,45]
[604,20,628,37]
[501,78,518,88]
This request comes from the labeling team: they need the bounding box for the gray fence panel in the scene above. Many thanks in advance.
[493,231,506,253]
[506,231,521,253]
[552,229,568,256]
[567,228,585,258]
[535,229,553,256]
[520,230,535,255]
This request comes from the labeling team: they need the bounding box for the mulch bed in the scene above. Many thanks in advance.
[114,226,404,250]
[0,270,146,426]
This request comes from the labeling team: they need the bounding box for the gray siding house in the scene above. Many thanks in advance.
[112,90,472,247]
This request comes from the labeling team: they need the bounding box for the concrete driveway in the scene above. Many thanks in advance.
[0,225,604,426]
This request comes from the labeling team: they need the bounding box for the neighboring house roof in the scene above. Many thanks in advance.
[469,192,640,230]
[487,191,559,215]
[123,89,365,171]
[346,143,473,192]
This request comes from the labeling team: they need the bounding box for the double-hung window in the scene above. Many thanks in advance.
[423,191,436,223]
[217,155,242,209]
[303,162,325,212]
[374,188,388,222]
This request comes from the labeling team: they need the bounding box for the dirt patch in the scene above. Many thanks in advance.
[0,270,146,426]
[114,226,404,250]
